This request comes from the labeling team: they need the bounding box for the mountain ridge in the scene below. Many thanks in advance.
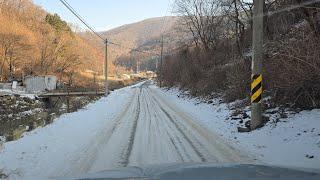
[80,16,190,73]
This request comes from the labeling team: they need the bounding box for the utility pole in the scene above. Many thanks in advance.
[93,72,97,93]
[104,39,109,96]
[135,51,139,74]
[251,0,264,130]
[155,56,158,71]
[159,35,164,87]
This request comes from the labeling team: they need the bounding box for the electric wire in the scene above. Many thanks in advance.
[58,0,159,56]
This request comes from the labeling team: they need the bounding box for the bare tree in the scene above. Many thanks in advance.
[295,0,320,36]
[0,32,31,81]
[174,0,228,51]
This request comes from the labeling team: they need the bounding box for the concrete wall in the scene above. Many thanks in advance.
[0,83,11,89]
[0,83,25,91]
[24,76,57,93]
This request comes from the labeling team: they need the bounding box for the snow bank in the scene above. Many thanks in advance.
[150,85,320,170]
[0,89,35,99]
[0,84,135,179]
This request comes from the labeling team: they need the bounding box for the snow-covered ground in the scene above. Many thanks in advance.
[151,85,320,170]
[0,89,35,99]
[0,81,254,179]
[0,81,319,179]
[0,83,137,179]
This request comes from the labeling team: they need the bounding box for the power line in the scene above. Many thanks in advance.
[58,0,159,56]
[158,0,173,56]
[109,41,160,56]
[59,0,105,42]
[160,0,172,35]
[165,0,320,54]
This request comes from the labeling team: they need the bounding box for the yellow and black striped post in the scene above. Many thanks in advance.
[251,74,262,103]
[250,73,263,130]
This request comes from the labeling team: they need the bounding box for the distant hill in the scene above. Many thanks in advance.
[80,16,191,73]
[101,16,187,49]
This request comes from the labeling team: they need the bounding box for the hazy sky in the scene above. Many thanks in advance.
[33,0,173,31]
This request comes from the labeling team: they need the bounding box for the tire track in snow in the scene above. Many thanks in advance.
[64,89,138,175]
[149,85,253,163]
[144,87,206,162]
[119,87,141,166]
[88,81,252,173]
[155,99,207,162]
[144,88,190,162]
[149,85,246,163]
[151,93,215,161]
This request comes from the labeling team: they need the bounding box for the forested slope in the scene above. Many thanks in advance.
[0,0,104,87]
[160,0,320,111]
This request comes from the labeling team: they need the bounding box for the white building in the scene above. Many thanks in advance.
[24,75,57,93]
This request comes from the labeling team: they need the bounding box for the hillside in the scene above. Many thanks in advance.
[0,0,104,87]
[0,0,188,84]
[81,16,191,73]
[101,16,184,48]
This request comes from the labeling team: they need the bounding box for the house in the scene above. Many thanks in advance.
[24,75,57,93]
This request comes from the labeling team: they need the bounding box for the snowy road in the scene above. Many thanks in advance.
[0,81,252,179]
[71,81,251,174]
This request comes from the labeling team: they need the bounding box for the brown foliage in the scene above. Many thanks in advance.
[265,24,320,108]
[161,0,320,110]
[224,58,251,102]
[0,0,104,87]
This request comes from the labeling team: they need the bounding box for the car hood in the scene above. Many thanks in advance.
[61,163,320,180]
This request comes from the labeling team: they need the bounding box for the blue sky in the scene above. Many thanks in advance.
[34,0,173,31]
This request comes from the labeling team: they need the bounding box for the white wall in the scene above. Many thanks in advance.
[24,76,57,93]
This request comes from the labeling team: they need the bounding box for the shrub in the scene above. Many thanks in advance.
[224,58,251,102]
[265,25,320,108]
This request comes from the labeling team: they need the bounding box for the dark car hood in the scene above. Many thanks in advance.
[62,163,320,180]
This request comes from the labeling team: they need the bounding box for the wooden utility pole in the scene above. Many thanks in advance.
[135,51,139,74]
[155,57,158,71]
[93,72,97,93]
[251,0,264,130]
[159,35,164,87]
[105,39,109,96]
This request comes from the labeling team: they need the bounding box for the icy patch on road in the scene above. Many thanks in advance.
[150,85,320,170]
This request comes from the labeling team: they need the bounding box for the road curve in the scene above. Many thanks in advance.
[69,81,253,175]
